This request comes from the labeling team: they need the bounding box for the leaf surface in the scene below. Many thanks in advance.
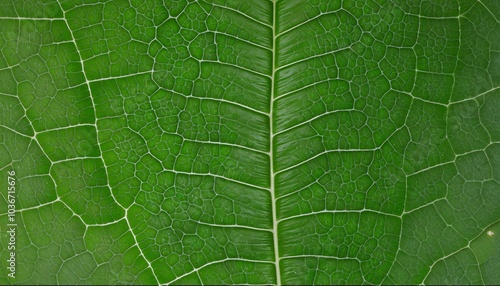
[1,0,499,284]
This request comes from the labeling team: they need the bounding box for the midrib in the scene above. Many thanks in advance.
[270,0,281,285]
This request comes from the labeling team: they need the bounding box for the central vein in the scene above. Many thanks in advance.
[270,0,281,285]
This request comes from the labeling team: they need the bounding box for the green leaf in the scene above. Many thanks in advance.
[1,0,499,284]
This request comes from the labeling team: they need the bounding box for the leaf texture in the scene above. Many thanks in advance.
[0,0,499,284]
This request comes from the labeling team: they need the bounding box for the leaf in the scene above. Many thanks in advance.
[1,0,499,284]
